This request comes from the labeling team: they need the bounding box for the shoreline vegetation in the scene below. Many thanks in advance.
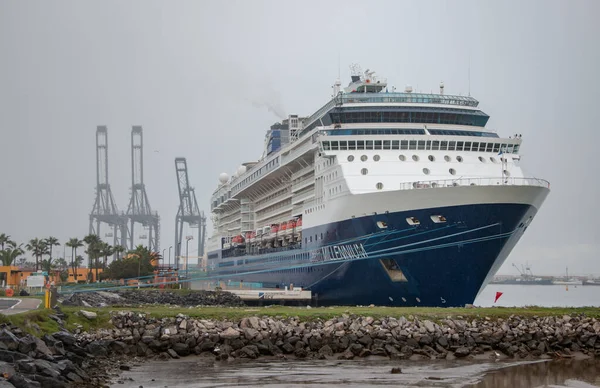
[1,290,600,387]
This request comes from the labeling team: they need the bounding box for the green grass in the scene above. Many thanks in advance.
[58,305,600,322]
[0,307,112,336]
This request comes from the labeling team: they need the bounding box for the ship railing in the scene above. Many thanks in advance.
[292,190,314,205]
[396,177,550,191]
[254,194,293,213]
[291,164,314,180]
[292,175,315,193]
[283,139,318,164]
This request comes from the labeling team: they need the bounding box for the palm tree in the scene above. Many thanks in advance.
[0,245,24,266]
[66,238,84,280]
[0,233,14,251]
[44,236,60,270]
[113,245,126,260]
[83,234,102,281]
[26,238,49,271]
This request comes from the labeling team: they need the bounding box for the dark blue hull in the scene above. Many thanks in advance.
[207,202,537,307]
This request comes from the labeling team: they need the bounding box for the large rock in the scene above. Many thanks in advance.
[220,327,240,340]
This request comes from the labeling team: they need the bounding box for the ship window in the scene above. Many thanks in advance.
[432,140,440,150]
[428,155,435,162]
[347,155,354,162]
[479,143,487,152]
[309,236,312,242]
[322,141,330,150]
[392,140,400,150]
[357,140,365,149]
[406,217,420,225]
[376,182,384,190]
[422,168,430,175]
[409,140,417,150]
[361,168,368,175]
[493,143,500,153]
[366,140,374,149]
[486,143,493,152]
[360,155,368,162]
[430,215,447,223]
[472,142,479,151]
[457,156,463,162]
[464,142,472,151]
[339,141,348,150]
[373,154,381,162]
[503,170,511,177]
[456,141,464,151]
[412,155,420,161]
[400,140,408,150]
[417,141,426,150]
[448,141,456,151]
[383,140,391,150]
[425,140,432,150]
[449,168,456,175]
[478,156,486,163]
[440,141,448,151]
[374,140,382,149]
[444,155,451,162]
[331,141,339,150]
[399,154,406,161]
[513,144,520,153]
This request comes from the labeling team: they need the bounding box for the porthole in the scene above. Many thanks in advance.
[444,155,451,162]
[456,156,463,162]
[431,182,438,188]
[360,155,368,162]
[503,170,511,177]
[490,157,497,163]
[428,155,435,162]
[452,182,460,187]
[361,168,368,175]
[347,155,354,162]
[399,155,406,161]
[373,154,381,162]
[422,168,430,175]
[449,168,456,175]
[478,156,486,163]
[412,155,420,162]
[376,182,384,190]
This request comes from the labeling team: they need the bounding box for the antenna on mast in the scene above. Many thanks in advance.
[468,53,471,97]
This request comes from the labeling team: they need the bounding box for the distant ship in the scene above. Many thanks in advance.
[552,267,583,286]
[205,66,550,307]
[583,279,600,286]
[489,263,552,285]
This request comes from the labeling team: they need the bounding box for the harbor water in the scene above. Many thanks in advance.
[113,285,600,387]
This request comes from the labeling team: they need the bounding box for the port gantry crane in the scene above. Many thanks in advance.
[174,157,206,272]
[89,126,129,252]
[125,126,160,252]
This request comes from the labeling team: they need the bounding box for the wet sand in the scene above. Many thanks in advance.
[113,357,600,387]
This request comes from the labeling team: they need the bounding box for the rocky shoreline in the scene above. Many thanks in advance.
[88,311,600,365]
[2,307,600,387]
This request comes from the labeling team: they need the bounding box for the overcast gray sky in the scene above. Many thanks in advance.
[1,0,598,276]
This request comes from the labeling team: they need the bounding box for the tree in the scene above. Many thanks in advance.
[105,245,157,280]
[26,238,49,271]
[0,245,24,266]
[66,238,84,279]
[44,236,60,271]
[83,234,102,281]
[54,257,68,271]
[0,233,15,251]
[113,245,126,260]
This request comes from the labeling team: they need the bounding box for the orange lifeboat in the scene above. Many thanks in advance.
[271,224,279,234]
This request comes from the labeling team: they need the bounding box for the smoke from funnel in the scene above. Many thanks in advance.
[250,99,286,120]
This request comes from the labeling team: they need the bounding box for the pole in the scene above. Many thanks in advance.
[168,246,172,270]
[186,237,190,279]
[162,248,166,272]
[137,255,141,289]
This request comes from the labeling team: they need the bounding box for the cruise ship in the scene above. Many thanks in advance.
[205,66,550,307]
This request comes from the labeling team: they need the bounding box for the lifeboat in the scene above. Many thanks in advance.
[271,224,279,234]
[280,222,288,234]
[296,217,303,232]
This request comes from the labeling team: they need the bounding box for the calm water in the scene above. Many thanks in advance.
[475,284,600,307]
[114,358,600,387]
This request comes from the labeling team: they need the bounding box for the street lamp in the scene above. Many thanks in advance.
[162,248,166,272]
[185,235,194,279]
[168,246,173,271]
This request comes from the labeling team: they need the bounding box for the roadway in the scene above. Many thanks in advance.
[0,298,41,315]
